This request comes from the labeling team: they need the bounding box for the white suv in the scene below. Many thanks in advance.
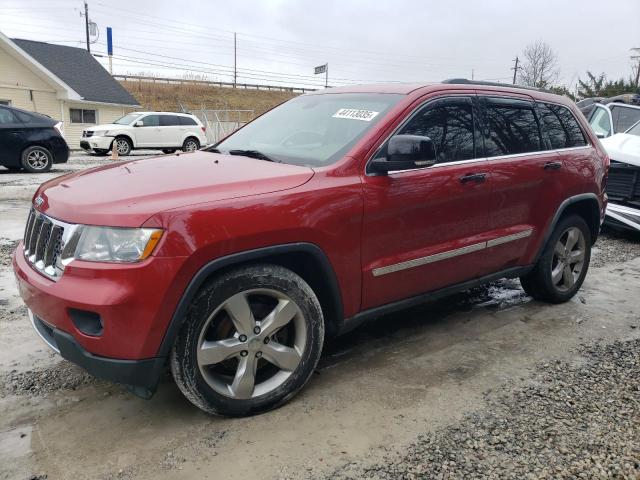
[80,112,208,156]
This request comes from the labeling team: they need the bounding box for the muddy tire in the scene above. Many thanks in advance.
[171,264,324,417]
[520,214,591,303]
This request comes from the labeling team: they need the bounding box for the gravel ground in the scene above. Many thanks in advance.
[592,229,640,268]
[0,361,104,397]
[328,339,640,480]
[0,240,18,267]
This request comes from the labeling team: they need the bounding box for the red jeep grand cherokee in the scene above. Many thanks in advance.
[13,80,608,416]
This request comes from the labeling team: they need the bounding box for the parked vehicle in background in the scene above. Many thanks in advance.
[80,112,208,156]
[599,119,640,231]
[13,80,607,416]
[579,95,640,138]
[0,104,69,173]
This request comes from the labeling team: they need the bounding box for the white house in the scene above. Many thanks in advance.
[0,31,139,149]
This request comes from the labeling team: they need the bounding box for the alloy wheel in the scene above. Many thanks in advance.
[115,139,130,154]
[551,226,586,292]
[26,149,49,170]
[185,140,198,152]
[196,288,307,399]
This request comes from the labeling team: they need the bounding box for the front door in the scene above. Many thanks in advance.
[361,96,492,310]
[134,114,163,147]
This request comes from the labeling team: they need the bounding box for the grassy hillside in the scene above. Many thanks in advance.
[120,80,299,116]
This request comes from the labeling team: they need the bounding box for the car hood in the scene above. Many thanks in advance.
[600,133,640,167]
[34,152,315,226]
[86,123,131,132]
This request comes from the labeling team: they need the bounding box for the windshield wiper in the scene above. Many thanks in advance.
[228,149,282,163]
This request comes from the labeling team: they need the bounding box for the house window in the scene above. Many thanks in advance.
[70,108,97,124]
[0,100,11,106]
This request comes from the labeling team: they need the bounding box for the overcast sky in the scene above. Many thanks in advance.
[1,0,638,91]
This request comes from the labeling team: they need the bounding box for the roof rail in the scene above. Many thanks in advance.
[441,78,551,93]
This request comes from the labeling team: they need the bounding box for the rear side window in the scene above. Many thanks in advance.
[160,115,182,126]
[398,98,476,163]
[481,98,542,156]
[179,116,198,126]
[537,103,587,149]
[610,105,640,133]
[0,107,18,124]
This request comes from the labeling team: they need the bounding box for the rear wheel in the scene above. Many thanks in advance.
[21,146,52,173]
[520,215,591,303]
[182,137,199,152]
[171,264,324,416]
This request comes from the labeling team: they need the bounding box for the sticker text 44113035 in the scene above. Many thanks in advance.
[332,108,379,122]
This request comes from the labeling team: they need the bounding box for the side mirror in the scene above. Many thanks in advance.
[134,120,144,127]
[370,135,437,174]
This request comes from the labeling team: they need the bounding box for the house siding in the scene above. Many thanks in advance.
[63,103,133,149]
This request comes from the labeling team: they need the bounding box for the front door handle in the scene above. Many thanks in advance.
[544,161,562,170]
[459,173,487,184]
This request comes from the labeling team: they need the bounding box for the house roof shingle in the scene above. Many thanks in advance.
[12,39,139,106]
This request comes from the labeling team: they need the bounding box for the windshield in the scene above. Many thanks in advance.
[213,93,403,167]
[627,120,640,136]
[113,113,143,125]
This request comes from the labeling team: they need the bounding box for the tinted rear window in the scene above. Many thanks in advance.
[482,98,542,156]
[537,103,587,149]
[160,115,182,126]
[179,116,198,126]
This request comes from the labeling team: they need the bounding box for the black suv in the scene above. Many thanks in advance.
[0,105,69,173]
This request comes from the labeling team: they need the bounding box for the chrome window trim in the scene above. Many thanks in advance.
[372,229,533,277]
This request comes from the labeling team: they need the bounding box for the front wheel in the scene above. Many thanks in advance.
[112,137,132,156]
[171,264,324,416]
[520,214,591,303]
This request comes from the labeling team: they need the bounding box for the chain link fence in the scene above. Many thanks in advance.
[190,109,254,144]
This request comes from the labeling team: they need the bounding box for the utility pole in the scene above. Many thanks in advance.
[511,56,519,84]
[233,32,237,87]
[84,1,90,53]
[471,68,474,80]
[632,48,640,88]
[325,63,328,88]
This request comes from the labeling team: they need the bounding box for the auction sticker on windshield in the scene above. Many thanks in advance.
[332,108,379,121]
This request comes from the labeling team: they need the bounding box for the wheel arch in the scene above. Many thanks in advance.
[113,134,134,148]
[534,193,601,264]
[182,135,200,148]
[156,243,344,359]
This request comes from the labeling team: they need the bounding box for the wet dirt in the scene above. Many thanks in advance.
[1,158,640,479]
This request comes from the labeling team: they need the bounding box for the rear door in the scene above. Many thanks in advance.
[0,107,25,166]
[361,95,492,309]
[475,96,554,275]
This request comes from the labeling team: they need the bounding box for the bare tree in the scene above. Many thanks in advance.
[517,41,560,88]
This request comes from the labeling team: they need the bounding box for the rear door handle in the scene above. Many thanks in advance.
[459,173,487,184]
[544,161,562,170]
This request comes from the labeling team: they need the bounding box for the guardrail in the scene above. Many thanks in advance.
[115,75,317,93]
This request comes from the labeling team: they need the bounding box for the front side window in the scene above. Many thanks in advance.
[589,106,612,137]
[481,98,542,156]
[537,103,587,149]
[70,108,96,124]
[214,93,402,167]
[611,105,640,133]
[396,98,476,163]
[139,115,160,127]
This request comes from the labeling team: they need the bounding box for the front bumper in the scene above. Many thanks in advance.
[605,203,640,231]
[80,135,113,151]
[28,310,165,390]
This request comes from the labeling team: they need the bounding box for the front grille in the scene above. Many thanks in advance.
[23,209,74,281]
[606,161,640,208]
[82,130,94,138]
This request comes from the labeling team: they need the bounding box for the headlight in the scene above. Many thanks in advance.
[93,130,113,136]
[74,227,163,263]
